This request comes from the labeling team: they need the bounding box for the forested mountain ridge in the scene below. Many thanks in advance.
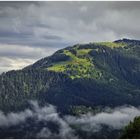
[0,38,140,113]
[121,116,140,138]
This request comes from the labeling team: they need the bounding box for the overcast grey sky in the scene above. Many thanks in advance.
[0,1,140,73]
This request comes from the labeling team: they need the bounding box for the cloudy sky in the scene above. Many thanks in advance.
[0,1,140,73]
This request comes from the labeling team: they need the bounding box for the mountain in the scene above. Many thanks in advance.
[0,38,140,113]
[121,116,140,138]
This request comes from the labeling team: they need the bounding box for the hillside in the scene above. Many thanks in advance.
[0,38,140,113]
[121,116,140,138]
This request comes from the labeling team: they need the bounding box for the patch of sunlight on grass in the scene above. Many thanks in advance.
[47,49,103,79]
[95,42,126,48]
[77,49,92,56]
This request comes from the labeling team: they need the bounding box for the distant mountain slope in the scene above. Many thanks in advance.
[0,39,140,113]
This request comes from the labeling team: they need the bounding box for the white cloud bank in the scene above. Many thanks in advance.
[65,106,140,133]
[0,101,140,138]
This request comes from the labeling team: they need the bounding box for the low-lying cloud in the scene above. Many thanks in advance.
[0,101,140,138]
[65,106,140,133]
[0,101,75,138]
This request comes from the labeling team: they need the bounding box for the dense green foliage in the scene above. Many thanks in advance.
[70,105,101,115]
[0,69,70,112]
[0,38,140,113]
[121,116,140,138]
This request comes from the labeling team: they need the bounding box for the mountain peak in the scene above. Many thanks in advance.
[114,38,140,44]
